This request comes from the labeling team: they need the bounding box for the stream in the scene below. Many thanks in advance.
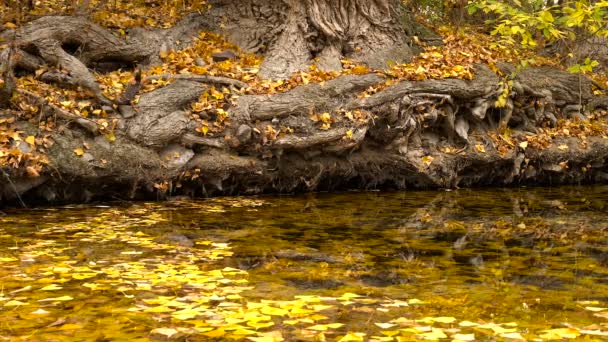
[1,186,608,341]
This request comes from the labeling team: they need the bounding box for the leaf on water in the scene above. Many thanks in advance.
[307,323,344,331]
[31,308,50,315]
[408,298,425,305]
[375,323,397,329]
[585,306,608,312]
[4,300,29,307]
[203,329,226,338]
[580,329,608,336]
[247,336,282,342]
[247,321,274,329]
[370,337,393,342]
[172,309,201,320]
[338,332,366,341]
[312,304,333,312]
[453,333,475,341]
[339,293,362,300]
[39,295,74,302]
[539,328,580,339]
[233,328,258,335]
[151,328,179,338]
[0,257,18,262]
[431,316,457,324]
[40,284,63,291]
[417,328,447,340]
[500,332,525,340]
[260,306,288,316]
[72,273,98,280]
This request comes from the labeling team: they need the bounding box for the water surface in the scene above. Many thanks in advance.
[1,187,608,341]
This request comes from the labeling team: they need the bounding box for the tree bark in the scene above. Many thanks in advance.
[206,0,413,79]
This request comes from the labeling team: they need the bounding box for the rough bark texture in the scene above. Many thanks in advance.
[204,0,413,79]
[1,12,608,207]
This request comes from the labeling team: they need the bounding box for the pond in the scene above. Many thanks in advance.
[1,187,608,341]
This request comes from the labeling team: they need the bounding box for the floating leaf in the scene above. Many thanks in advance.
[338,332,366,341]
[74,148,85,156]
[452,333,475,341]
[260,306,288,316]
[500,332,525,340]
[417,328,447,340]
[4,300,29,307]
[39,295,74,302]
[40,284,63,291]
[151,328,179,338]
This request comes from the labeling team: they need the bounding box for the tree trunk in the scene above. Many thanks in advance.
[206,0,414,79]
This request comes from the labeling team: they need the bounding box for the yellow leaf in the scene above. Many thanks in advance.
[40,284,63,291]
[4,300,28,307]
[247,321,275,329]
[320,112,332,123]
[558,144,569,150]
[72,273,97,280]
[25,135,36,146]
[105,132,116,143]
[203,329,226,338]
[232,329,257,335]
[519,141,528,149]
[3,22,17,29]
[453,333,476,341]
[475,144,486,153]
[260,306,288,316]
[500,332,524,340]
[585,307,608,312]
[422,155,434,167]
[338,332,365,341]
[430,316,456,324]
[60,100,73,108]
[417,328,447,340]
[38,295,73,302]
[375,323,396,329]
[540,328,580,339]
[151,328,178,338]
[312,305,333,312]
[74,148,85,156]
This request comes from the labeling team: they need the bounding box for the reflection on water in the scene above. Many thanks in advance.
[1,186,608,340]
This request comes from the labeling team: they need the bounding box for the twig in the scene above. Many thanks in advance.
[1,170,27,208]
